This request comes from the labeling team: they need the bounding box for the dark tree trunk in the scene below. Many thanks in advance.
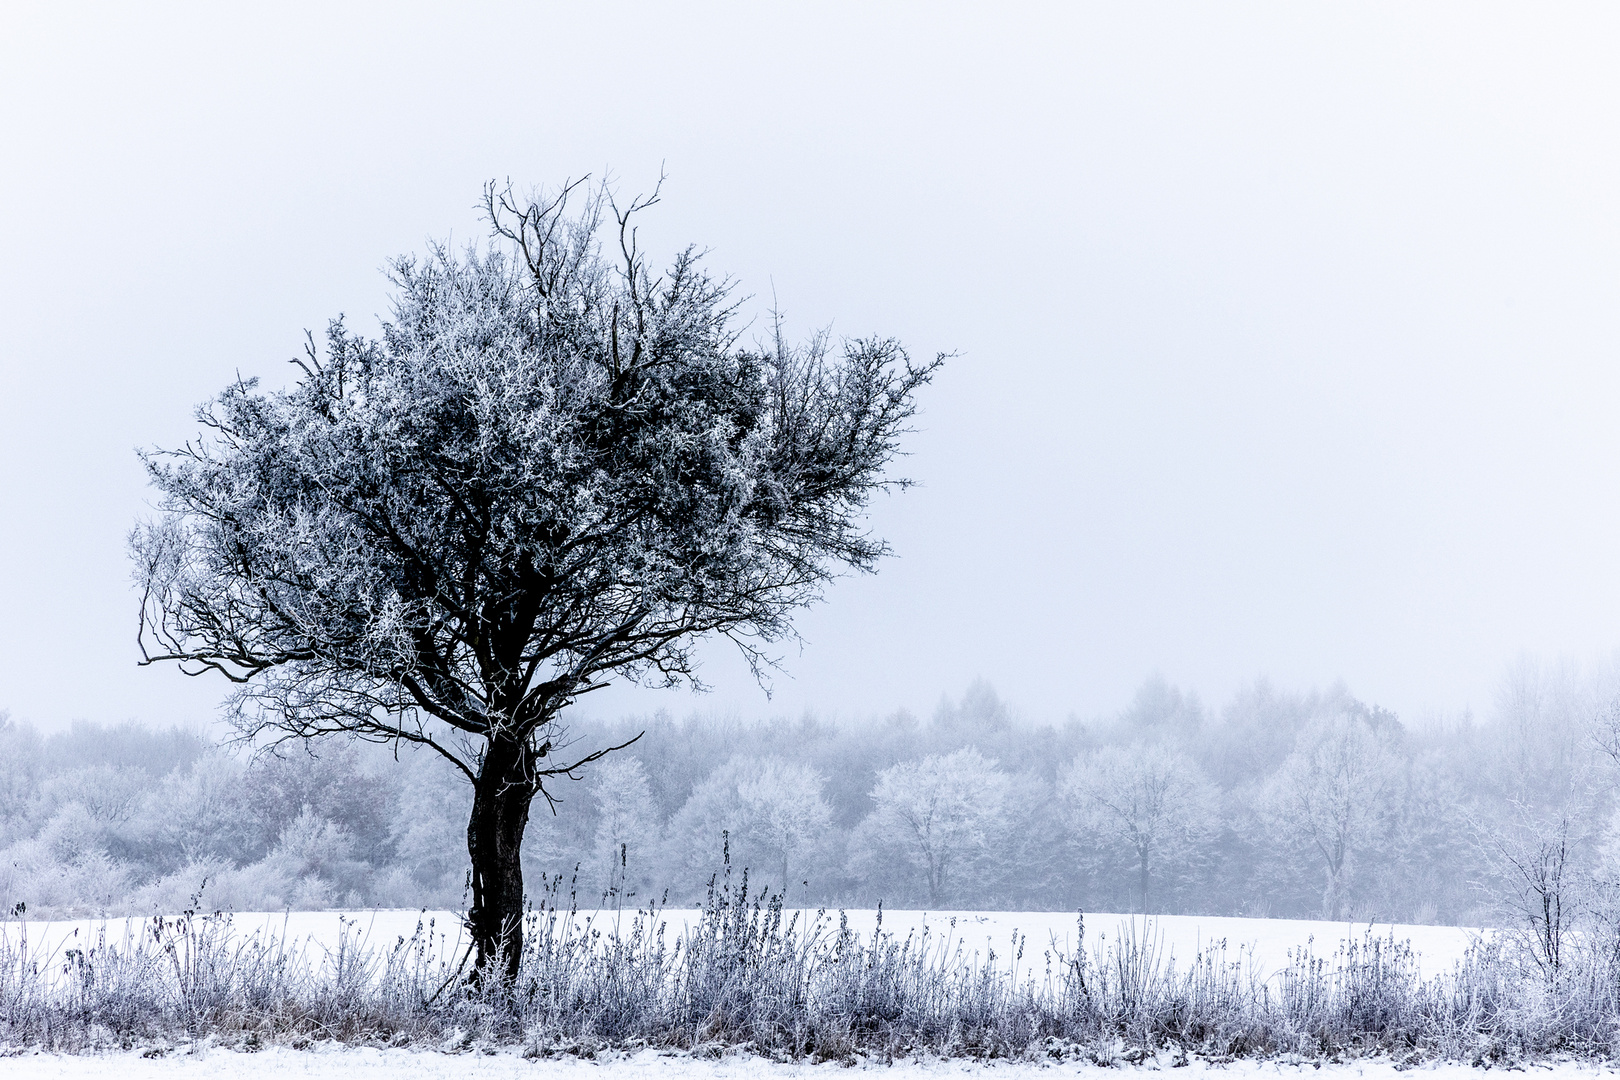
[466,737,537,984]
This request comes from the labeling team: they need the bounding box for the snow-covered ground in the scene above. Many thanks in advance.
[0,1045,1610,1080]
[0,909,1487,981]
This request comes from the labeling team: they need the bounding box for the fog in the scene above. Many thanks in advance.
[4,667,1615,923]
[4,4,1620,733]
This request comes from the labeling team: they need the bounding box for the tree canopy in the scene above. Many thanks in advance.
[131,179,941,975]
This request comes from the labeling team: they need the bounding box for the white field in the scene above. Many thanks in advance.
[0,1045,1611,1080]
[0,909,1488,982]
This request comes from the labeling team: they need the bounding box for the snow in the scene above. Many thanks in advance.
[0,1045,1611,1080]
[788,910,1484,979]
[0,909,1488,982]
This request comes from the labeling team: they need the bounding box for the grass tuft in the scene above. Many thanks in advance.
[7,869,1620,1060]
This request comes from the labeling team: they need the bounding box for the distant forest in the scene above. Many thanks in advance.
[2,665,1615,925]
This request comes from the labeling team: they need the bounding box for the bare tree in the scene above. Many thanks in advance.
[1480,806,1583,982]
[1494,656,1609,807]
[854,748,1010,907]
[588,757,656,902]
[1589,690,1620,784]
[666,755,833,898]
[1263,711,1398,920]
[1060,743,1217,913]
[130,178,940,980]
[736,759,835,897]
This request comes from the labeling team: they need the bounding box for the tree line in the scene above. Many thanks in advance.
[4,662,1617,925]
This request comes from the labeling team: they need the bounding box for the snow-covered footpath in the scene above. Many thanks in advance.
[0,1047,1613,1080]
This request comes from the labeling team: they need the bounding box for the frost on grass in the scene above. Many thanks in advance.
[6,868,1620,1064]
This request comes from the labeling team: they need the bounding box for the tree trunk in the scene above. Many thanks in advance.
[1139,847,1151,913]
[466,737,537,984]
[1323,861,1344,921]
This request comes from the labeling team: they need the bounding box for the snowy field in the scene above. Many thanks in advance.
[0,908,1487,982]
[0,1045,1611,1080]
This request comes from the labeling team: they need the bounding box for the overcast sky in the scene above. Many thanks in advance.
[3,2,1620,733]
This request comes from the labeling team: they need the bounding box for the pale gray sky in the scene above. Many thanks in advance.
[3,2,1620,732]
